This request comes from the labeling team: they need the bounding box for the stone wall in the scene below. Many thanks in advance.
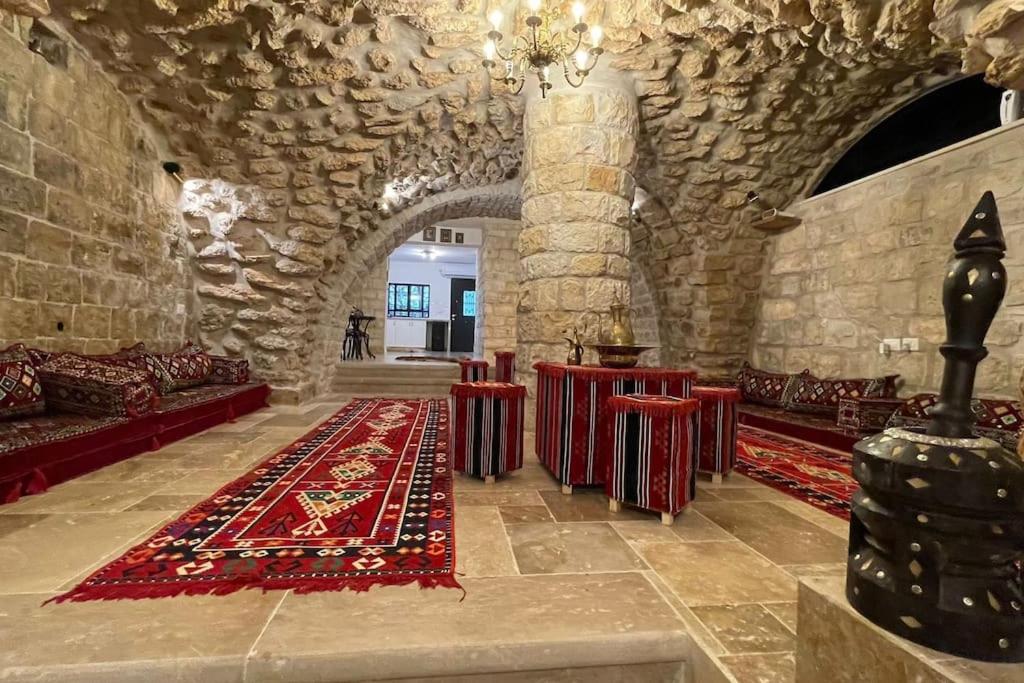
[751,122,1024,398]
[0,16,196,354]
[348,258,387,359]
[476,218,520,363]
[630,258,662,368]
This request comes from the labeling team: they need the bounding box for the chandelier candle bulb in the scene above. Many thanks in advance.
[527,0,541,13]
[591,25,602,46]
[572,2,585,22]
[483,40,496,63]
[575,50,588,70]
[488,9,502,30]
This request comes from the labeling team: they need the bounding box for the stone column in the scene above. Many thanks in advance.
[518,77,639,370]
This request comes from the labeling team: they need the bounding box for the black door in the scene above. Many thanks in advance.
[449,278,476,353]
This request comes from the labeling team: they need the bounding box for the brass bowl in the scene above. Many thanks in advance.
[590,344,657,369]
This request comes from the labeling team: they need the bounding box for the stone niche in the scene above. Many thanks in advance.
[750,121,1024,398]
[0,16,198,354]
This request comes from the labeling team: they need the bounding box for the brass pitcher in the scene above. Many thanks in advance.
[607,302,636,346]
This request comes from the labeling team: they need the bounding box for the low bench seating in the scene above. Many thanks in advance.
[709,363,1023,453]
[0,342,270,504]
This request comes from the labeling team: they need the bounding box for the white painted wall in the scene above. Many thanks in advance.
[385,257,477,349]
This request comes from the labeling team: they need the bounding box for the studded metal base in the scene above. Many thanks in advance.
[847,429,1024,662]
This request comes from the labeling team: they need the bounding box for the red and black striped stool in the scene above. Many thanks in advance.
[494,351,516,384]
[450,382,526,483]
[605,394,699,525]
[693,386,741,484]
[458,359,489,383]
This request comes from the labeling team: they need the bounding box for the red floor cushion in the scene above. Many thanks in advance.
[736,363,805,407]
[0,344,46,420]
[787,375,894,416]
[886,393,1023,451]
[207,356,250,385]
[37,354,160,418]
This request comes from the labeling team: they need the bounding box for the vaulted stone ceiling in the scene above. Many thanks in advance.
[25,0,1024,395]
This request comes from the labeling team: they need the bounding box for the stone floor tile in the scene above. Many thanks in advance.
[506,522,648,574]
[539,489,651,522]
[498,505,554,524]
[248,573,687,682]
[690,604,797,654]
[454,462,560,492]
[123,493,206,512]
[154,468,248,496]
[456,490,545,506]
[454,506,518,577]
[696,472,762,489]
[71,457,192,484]
[699,486,793,503]
[641,571,728,658]
[719,652,796,683]
[0,591,283,681]
[694,501,847,565]
[0,513,50,540]
[771,500,851,537]
[0,481,165,514]
[635,541,797,606]
[763,601,798,634]
[781,563,847,579]
[0,512,169,593]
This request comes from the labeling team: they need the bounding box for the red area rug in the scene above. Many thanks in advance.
[735,425,855,520]
[54,398,459,602]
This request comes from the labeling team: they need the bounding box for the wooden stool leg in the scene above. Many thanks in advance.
[484,475,495,485]
[560,484,573,495]
[711,472,723,485]
[661,512,674,526]
[608,499,622,513]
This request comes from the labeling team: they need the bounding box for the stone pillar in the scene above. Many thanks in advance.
[518,78,639,371]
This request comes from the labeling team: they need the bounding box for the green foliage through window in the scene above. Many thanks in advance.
[388,283,430,318]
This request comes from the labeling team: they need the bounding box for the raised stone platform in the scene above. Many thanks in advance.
[796,576,1024,683]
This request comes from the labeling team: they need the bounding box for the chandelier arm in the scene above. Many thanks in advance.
[493,41,513,62]
[563,63,585,88]
[510,72,526,95]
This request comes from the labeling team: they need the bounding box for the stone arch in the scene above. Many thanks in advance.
[310,181,524,393]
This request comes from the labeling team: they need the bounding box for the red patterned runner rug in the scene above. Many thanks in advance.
[53,398,459,602]
[735,425,855,520]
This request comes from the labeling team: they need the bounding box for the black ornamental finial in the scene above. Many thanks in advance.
[927,191,1007,439]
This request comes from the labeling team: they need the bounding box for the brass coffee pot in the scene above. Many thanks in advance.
[606,301,637,346]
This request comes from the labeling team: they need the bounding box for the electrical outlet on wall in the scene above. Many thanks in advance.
[901,338,919,352]
[880,338,900,355]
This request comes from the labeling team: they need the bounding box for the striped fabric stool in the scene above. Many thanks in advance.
[494,351,516,384]
[605,394,699,525]
[693,386,741,484]
[458,359,489,383]
[450,382,526,483]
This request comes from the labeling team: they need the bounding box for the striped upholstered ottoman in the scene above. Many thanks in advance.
[605,394,699,525]
[693,386,741,484]
[458,359,489,383]
[450,381,526,483]
[494,351,516,384]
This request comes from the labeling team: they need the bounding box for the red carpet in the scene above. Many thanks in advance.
[735,425,855,520]
[54,398,460,602]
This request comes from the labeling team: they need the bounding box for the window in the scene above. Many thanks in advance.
[462,291,477,317]
[388,283,430,318]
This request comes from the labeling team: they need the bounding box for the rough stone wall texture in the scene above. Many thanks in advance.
[750,121,1024,399]
[629,254,663,368]
[475,218,520,363]
[0,16,196,354]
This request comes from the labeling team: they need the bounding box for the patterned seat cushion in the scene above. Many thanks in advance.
[787,375,896,416]
[886,393,1023,451]
[0,345,46,420]
[37,354,160,418]
[736,363,804,407]
[0,413,126,455]
[118,343,211,394]
[208,356,250,385]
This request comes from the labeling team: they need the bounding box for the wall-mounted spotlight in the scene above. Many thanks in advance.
[745,190,801,232]
[162,161,185,184]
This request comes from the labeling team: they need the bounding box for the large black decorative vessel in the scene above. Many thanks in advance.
[847,192,1024,662]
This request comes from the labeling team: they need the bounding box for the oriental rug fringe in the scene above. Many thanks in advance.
[53,398,460,603]
[735,425,855,520]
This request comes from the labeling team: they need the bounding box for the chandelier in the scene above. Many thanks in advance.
[481,1,604,98]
